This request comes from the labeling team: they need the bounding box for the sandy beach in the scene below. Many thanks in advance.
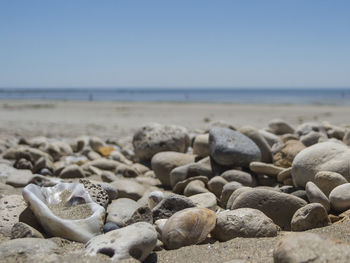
[1,100,349,140]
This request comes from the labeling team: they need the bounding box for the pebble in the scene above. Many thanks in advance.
[162,207,216,250]
[132,123,190,160]
[220,181,243,208]
[85,222,158,261]
[209,127,261,167]
[106,198,141,227]
[249,161,284,176]
[259,129,282,147]
[231,188,307,230]
[59,164,85,178]
[212,208,279,241]
[110,178,146,201]
[79,179,109,208]
[151,151,195,186]
[273,140,305,168]
[314,171,348,197]
[172,175,209,194]
[267,119,295,135]
[300,130,327,146]
[221,169,256,187]
[329,183,350,212]
[291,203,330,231]
[103,222,119,233]
[11,222,44,239]
[305,181,330,212]
[184,180,209,196]
[292,141,350,187]
[188,192,217,210]
[208,176,228,198]
[193,134,210,157]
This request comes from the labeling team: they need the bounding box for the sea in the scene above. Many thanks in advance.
[0,88,349,105]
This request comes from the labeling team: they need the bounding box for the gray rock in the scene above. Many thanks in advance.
[273,233,350,263]
[85,158,120,171]
[184,180,209,196]
[209,128,261,167]
[300,131,327,146]
[133,123,190,160]
[11,222,44,239]
[220,182,243,208]
[343,129,350,146]
[291,203,330,231]
[193,134,210,158]
[292,142,350,187]
[103,222,119,233]
[306,182,330,212]
[329,183,350,212]
[268,119,295,135]
[239,126,273,163]
[314,171,348,197]
[106,198,141,227]
[172,176,209,194]
[85,222,157,261]
[0,238,58,258]
[226,187,252,209]
[152,193,196,221]
[162,207,216,250]
[277,167,292,183]
[79,179,109,208]
[208,176,228,198]
[259,129,282,147]
[95,182,118,201]
[231,189,307,230]
[212,208,279,241]
[151,151,195,186]
[221,169,256,186]
[296,122,327,137]
[115,163,141,178]
[188,192,217,210]
[59,164,85,178]
[291,190,309,202]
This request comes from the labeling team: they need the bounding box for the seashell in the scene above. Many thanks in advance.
[22,183,105,243]
[148,191,164,209]
[162,207,216,250]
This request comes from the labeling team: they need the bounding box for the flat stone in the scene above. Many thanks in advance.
[221,170,256,187]
[291,203,330,231]
[249,162,284,176]
[85,222,157,262]
[208,176,228,198]
[300,131,327,146]
[162,207,216,250]
[151,151,195,186]
[329,183,350,212]
[209,128,261,167]
[106,198,141,227]
[231,189,307,230]
[59,164,85,178]
[268,119,295,135]
[110,178,146,201]
[188,192,217,210]
[212,208,279,241]
[314,171,348,197]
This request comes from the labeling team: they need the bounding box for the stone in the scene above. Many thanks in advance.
[162,207,216,250]
[329,183,350,212]
[22,183,105,243]
[220,181,243,208]
[172,176,209,194]
[239,126,273,163]
[277,167,292,183]
[291,203,330,231]
[273,140,306,168]
[256,174,277,187]
[86,158,120,171]
[305,182,330,212]
[154,218,168,237]
[132,123,190,160]
[106,198,141,227]
[11,222,44,239]
[221,169,256,186]
[208,176,228,198]
[249,162,284,176]
[115,163,141,178]
[151,151,195,186]
[188,192,217,210]
[211,208,279,241]
[89,136,105,152]
[79,179,109,208]
[259,129,282,147]
[209,127,261,167]
[291,190,309,202]
[314,171,348,197]
[110,178,146,201]
[273,233,350,263]
[300,131,327,146]
[268,119,295,135]
[95,182,118,201]
[126,206,153,226]
[231,188,307,230]
[226,187,252,209]
[193,134,210,157]
[292,141,350,187]
[103,222,119,233]
[152,193,196,221]
[59,164,85,178]
[184,180,209,196]
[0,195,27,237]
[14,158,33,170]
[0,238,58,259]
[148,190,164,209]
[343,129,350,146]
[296,122,327,137]
[85,222,157,262]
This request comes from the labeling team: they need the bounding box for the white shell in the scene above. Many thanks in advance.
[22,183,105,243]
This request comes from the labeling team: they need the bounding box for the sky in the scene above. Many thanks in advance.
[0,0,349,88]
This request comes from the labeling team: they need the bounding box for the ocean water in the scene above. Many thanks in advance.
[0,88,349,105]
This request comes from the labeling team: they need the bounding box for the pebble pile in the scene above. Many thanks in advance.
[1,120,350,262]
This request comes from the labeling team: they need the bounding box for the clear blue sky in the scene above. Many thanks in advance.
[1,0,349,88]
